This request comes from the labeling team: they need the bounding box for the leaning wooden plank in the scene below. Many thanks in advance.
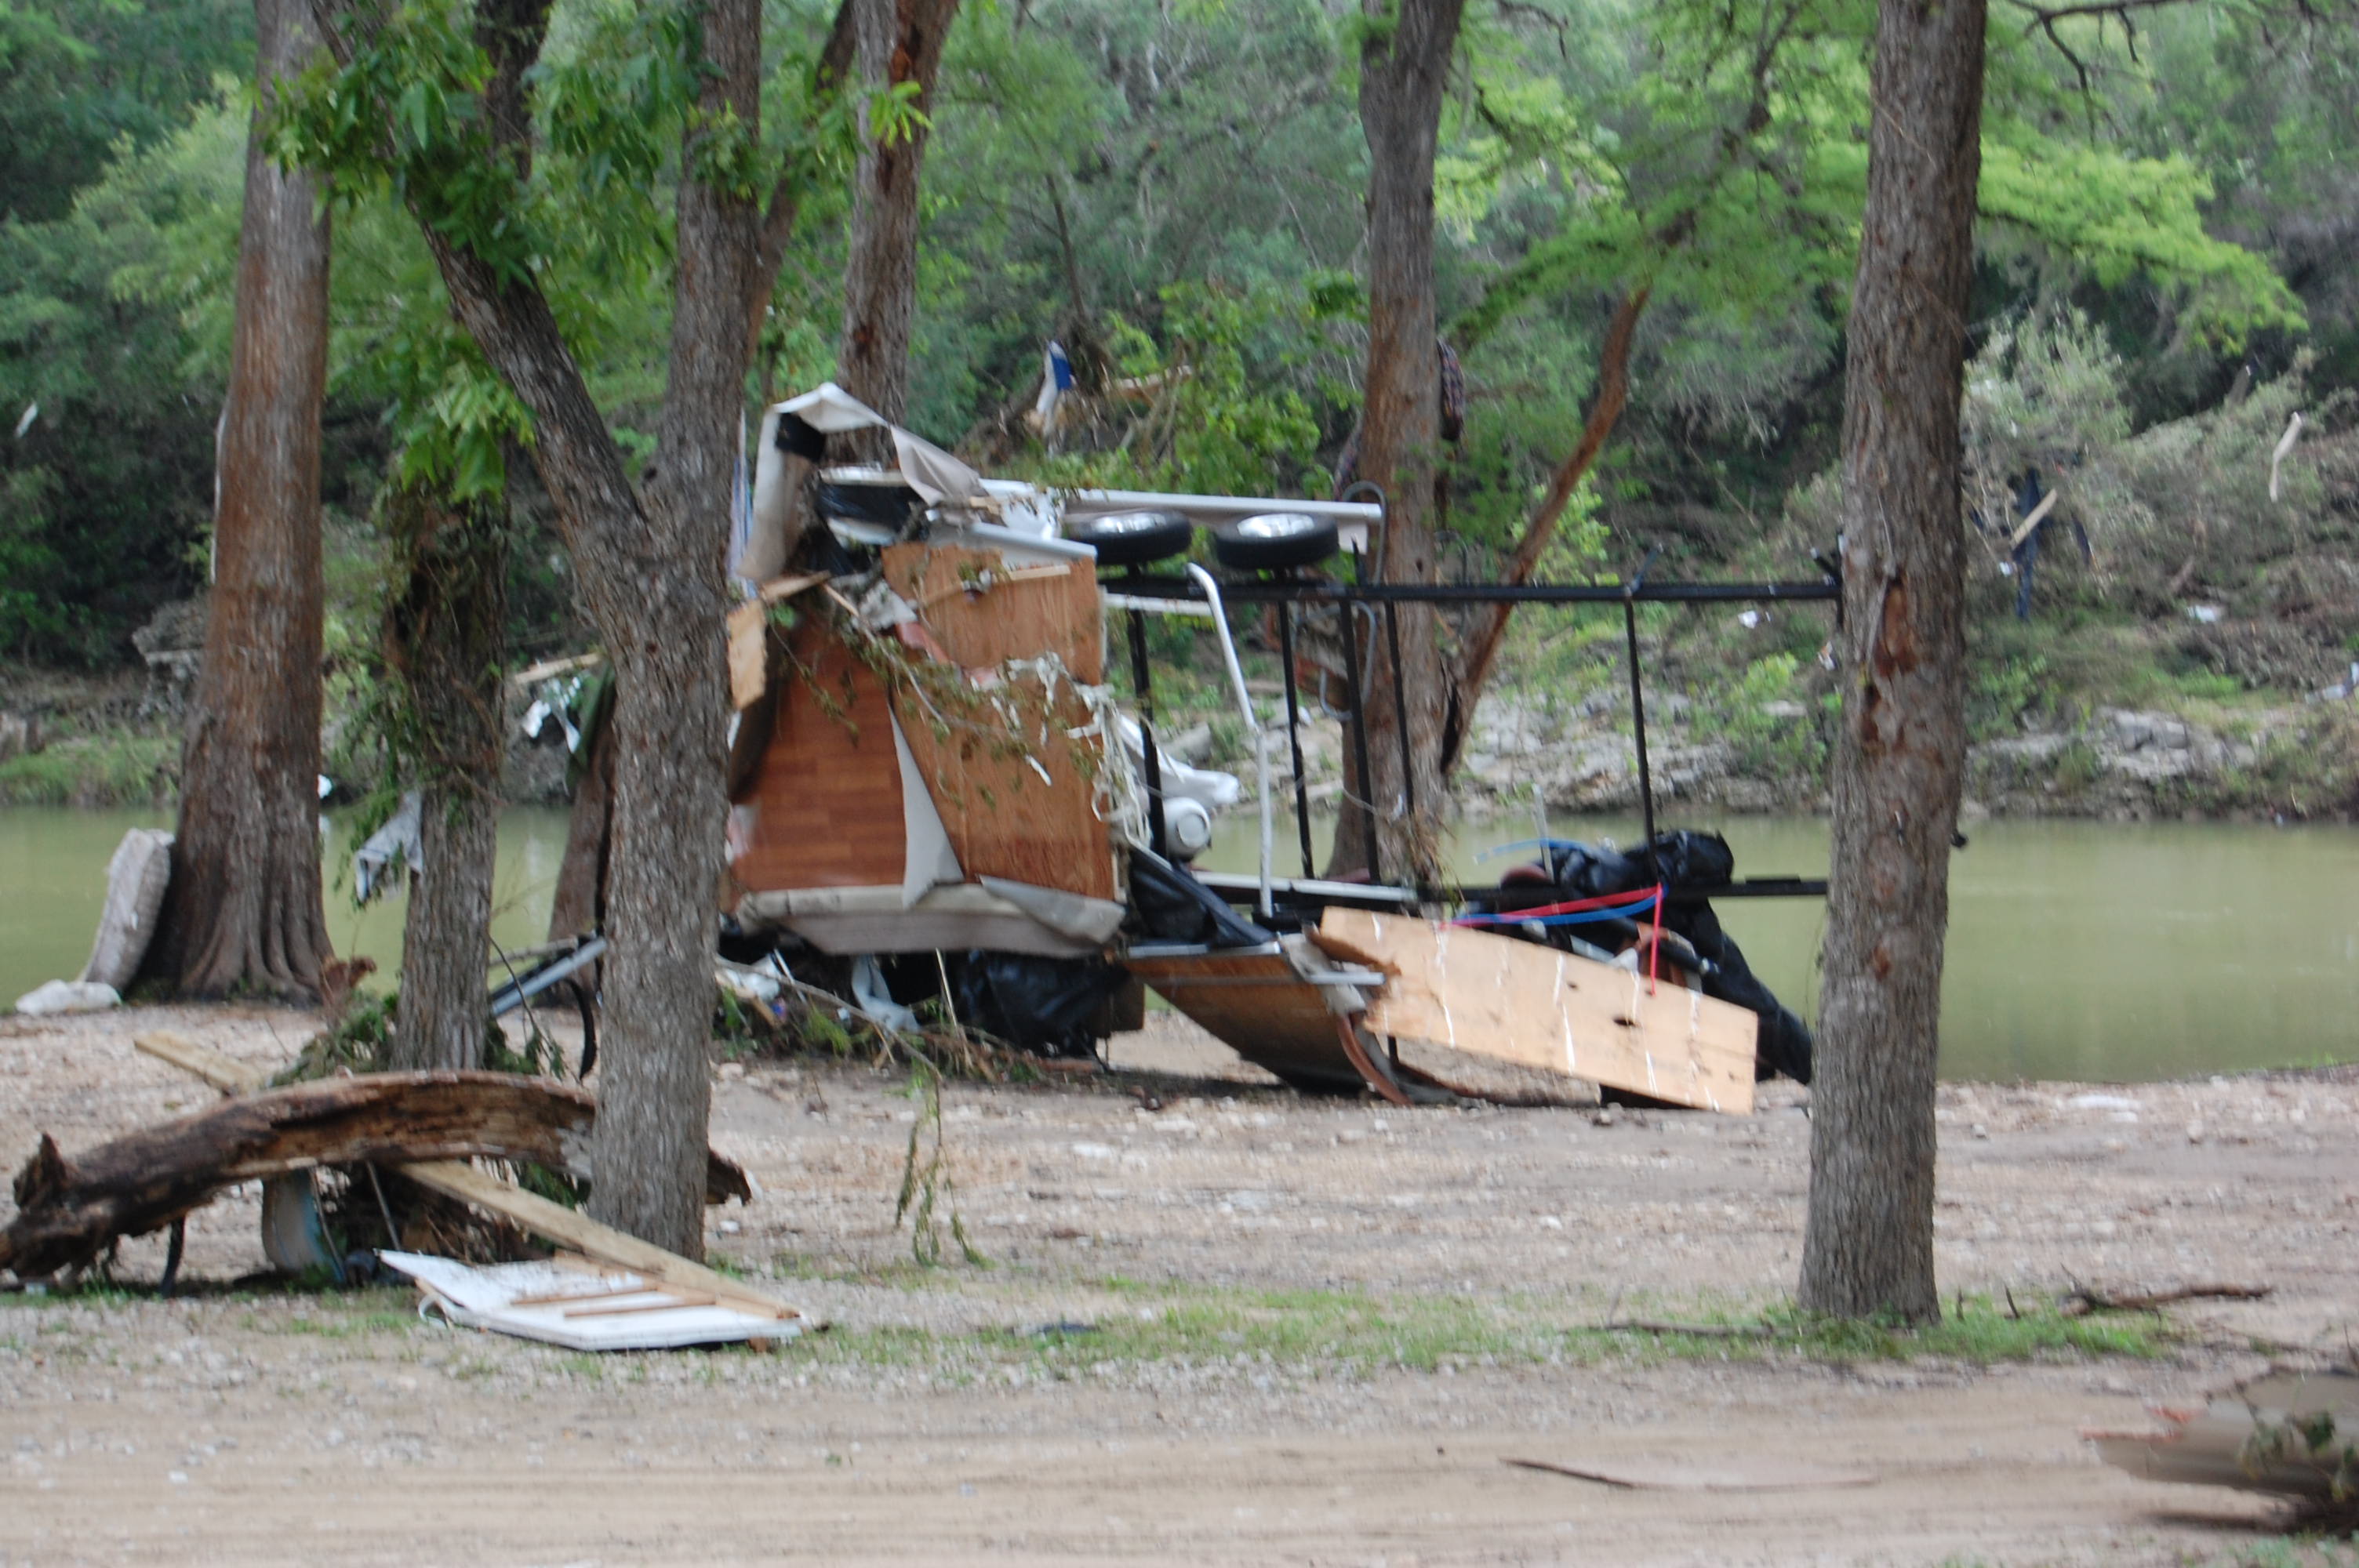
[1313,909,1758,1115]
[399,1160,798,1320]
[1,1070,749,1278]
[135,1029,265,1094]
[131,1034,752,1206]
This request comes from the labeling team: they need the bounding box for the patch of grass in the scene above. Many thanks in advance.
[0,728,176,806]
[783,1283,2175,1378]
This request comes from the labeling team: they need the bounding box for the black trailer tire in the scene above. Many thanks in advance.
[1211,511,1339,571]
[1070,509,1194,567]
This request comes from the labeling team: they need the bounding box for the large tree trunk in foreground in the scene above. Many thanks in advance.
[382,480,511,1072]
[141,0,333,1000]
[317,0,767,1256]
[1,1072,753,1279]
[834,0,959,427]
[1798,0,1986,1323]
[1325,0,1465,884]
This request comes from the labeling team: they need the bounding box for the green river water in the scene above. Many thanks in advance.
[5,805,2355,1083]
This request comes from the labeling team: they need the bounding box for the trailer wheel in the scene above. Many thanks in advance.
[1212,511,1339,571]
[1069,509,1194,567]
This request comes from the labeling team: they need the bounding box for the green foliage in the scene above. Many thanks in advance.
[0,726,176,804]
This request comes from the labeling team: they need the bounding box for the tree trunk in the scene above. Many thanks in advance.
[1797,0,1986,1324]
[381,480,510,1073]
[567,0,765,1257]
[1325,0,1466,884]
[834,0,960,427]
[140,0,333,1000]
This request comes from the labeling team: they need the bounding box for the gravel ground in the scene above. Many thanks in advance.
[2,1002,2355,1566]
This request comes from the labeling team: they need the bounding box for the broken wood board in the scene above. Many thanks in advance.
[881,543,1103,684]
[2,1068,744,1279]
[1124,945,1379,1096]
[379,1251,799,1350]
[398,1160,797,1321]
[1312,910,1757,1115]
[1506,1457,1877,1492]
[727,572,829,711]
[889,673,1118,902]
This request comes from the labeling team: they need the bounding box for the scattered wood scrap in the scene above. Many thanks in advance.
[1,1070,748,1279]
[2063,1280,2274,1316]
[125,1031,800,1323]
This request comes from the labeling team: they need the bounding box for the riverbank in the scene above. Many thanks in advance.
[3,1001,2354,1564]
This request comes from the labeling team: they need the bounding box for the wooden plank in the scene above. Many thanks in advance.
[881,544,1103,683]
[729,574,831,712]
[1313,910,1757,1115]
[135,1031,266,1094]
[400,1160,798,1320]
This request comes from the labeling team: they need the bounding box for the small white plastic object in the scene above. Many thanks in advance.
[1161,796,1214,858]
[14,979,120,1016]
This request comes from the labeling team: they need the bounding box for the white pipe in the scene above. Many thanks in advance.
[1184,564,1274,919]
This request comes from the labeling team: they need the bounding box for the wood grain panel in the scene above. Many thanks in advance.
[881,543,1103,683]
[1124,949,1367,1091]
[1313,910,1756,1115]
[891,684,1118,902]
[732,622,906,892]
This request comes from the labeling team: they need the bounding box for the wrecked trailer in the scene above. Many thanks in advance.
[697,382,1831,1112]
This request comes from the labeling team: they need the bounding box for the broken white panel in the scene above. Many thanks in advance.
[892,712,965,908]
[380,1252,801,1352]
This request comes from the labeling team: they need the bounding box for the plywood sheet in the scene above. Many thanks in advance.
[1313,909,1757,1115]
[1125,947,1368,1093]
[732,622,906,892]
[881,544,1103,683]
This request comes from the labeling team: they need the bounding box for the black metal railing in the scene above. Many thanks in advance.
[1104,546,1841,904]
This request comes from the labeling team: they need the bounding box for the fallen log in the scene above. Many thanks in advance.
[2,1071,751,1279]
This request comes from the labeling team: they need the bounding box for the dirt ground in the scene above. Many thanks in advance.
[4,1002,2356,1567]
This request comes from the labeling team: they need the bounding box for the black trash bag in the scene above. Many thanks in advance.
[1666,900,1814,1084]
[1509,829,1814,1084]
[954,953,1129,1058]
[1126,849,1274,949]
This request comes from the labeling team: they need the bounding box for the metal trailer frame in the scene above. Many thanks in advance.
[1100,536,1842,909]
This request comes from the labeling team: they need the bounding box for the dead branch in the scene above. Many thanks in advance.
[2063,1280,2274,1316]
[1,1073,751,1279]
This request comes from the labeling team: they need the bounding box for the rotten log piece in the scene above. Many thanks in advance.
[1,1072,751,1279]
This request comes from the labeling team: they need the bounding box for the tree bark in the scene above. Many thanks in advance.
[140,0,333,1000]
[584,0,765,1255]
[381,480,510,1073]
[1797,0,1986,1324]
[1325,0,1467,884]
[834,0,960,427]
[314,0,767,1257]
